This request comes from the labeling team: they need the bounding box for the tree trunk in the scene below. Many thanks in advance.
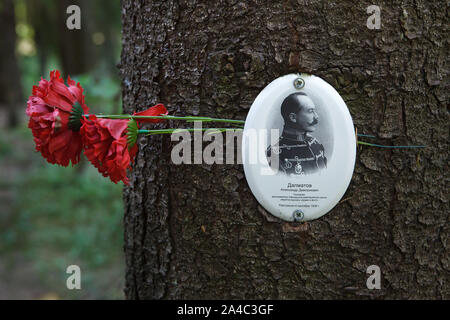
[0,0,22,128]
[119,0,448,299]
[56,0,96,75]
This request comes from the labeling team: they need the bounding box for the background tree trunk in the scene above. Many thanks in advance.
[0,0,23,128]
[119,0,448,299]
[56,0,96,75]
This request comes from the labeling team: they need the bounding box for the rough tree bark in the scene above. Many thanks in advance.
[119,0,448,299]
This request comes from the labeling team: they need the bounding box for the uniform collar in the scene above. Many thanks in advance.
[282,126,309,141]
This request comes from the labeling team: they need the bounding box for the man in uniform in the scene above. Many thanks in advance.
[267,92,327,175]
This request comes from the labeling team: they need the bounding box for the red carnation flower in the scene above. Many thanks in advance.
[133,104,168,123]
[80,116,138,184]
[26,70,89,166]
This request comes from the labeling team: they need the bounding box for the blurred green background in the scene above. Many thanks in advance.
[0,0,125,299]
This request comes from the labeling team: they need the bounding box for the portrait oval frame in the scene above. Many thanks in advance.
[242,73,356,222]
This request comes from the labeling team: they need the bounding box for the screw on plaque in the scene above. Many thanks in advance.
[293,77,305,89]
[293,209,304,222]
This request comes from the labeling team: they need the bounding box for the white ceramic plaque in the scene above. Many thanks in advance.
[242,73,356,222]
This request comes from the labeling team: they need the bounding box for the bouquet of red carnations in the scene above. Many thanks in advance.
[26,70,244,184]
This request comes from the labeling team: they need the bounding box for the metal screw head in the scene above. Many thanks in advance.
[293,77,305,89]
[293,209,304,222]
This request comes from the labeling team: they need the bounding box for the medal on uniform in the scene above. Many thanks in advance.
[294,162,303,174]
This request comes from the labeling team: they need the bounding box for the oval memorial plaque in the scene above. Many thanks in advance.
[242,73,356,222]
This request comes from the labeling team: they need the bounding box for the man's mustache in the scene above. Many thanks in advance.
[308,119,318,126]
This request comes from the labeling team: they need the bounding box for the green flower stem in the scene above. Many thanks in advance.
[357,141,425,148]
[356,134,376,138]
[87,114,245,124]
[138,128,243,135]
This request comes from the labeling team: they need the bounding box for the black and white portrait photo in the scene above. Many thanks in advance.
[266,92,332,176]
